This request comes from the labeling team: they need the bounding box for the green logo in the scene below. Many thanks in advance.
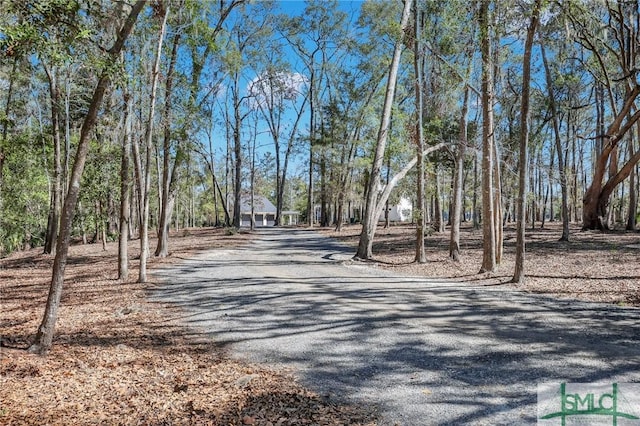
[538,383,640,425]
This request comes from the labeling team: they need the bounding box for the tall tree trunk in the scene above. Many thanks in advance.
[306,147,314,226]
[479,0,496,273]
[139,3,170,282]
[100,199,107,251]
[492,24,503,265]
[627,125,638,230]
[62,69,72,202]
[529,149,536,229]
[434,168,445,233]
[511,0,542,284]
[537,151,543,225]
[336,193,345,231]
[0,58,17,235]
[232,74,242,229]
[570,119,579,222]
[274,117,283,227]
[335,139,351,231]
[541,43,570,241]
[320,129,329,227]
[306,66,316,227]
[512,0,540,284]
[307,139,314,226]
[450,86,470,261]
[472,150,479,229]
[43,64,63,255]
[414,0,426,263]
[215,171,230,226]
[541,183,549,228]
[548,143,555,223]
[384,154,391,229]
[492,136,503,262]
[118,92,132,280]
[155,32,180,258]
[355,0,412,260]
[28,1,145,355]
[276,95,307,226]
[208,125,221,227]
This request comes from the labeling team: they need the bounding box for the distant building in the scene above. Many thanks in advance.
[239,195,298,227]
[313,197,412,225]
[380,197,412,222]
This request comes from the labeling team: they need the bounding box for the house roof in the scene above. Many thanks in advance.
[239,195,277,214]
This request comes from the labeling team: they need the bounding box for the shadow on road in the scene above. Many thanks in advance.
[151,228,640,425]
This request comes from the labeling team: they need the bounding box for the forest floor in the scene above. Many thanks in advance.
[323,221,640,307]
[0,228,376,425]
[1,222,638,425]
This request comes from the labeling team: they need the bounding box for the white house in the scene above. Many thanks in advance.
[239,195,298,227]
[380,196,412,222]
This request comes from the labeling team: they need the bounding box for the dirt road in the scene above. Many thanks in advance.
[152,228,640,425]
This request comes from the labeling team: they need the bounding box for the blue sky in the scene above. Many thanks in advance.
[208,1,371,160]
[276,0,365,16]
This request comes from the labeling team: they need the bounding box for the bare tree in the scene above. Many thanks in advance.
[478,0,496,273]
[154,30,180,258]
[29,1,146,354]
[449,86,470,261]
[249,70,309,226]
[512,0,542,284]
[42,62,63,256]
[133,2,170,283]
[413,0,427,263]
[627,131,638,230]
[540,43,570,241]
[355,0,412,260]
[118,92,132,280]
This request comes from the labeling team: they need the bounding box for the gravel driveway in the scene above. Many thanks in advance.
[151,228,640,425]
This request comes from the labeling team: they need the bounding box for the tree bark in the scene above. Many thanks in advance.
[492,129,503,262]
[414,0,426,263]
[627,124,638,230]
[574,3,640,229]
[472,150,479,229]
[355,0,412,260]
[139,2,170,282]
[583,97,640,229]
[541,43,570,241]
[28,1,146,354]
[479,0,496,273]
[434,168,444,233]
[231,73,243,229]
[307,67,316,227]
[155,32,180,258]
[450,86,470,261]
[0,59,17,234]
[357,143,446,259]
[43,64,62,256]
[512,0,541,284]
[118,92,132,280]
